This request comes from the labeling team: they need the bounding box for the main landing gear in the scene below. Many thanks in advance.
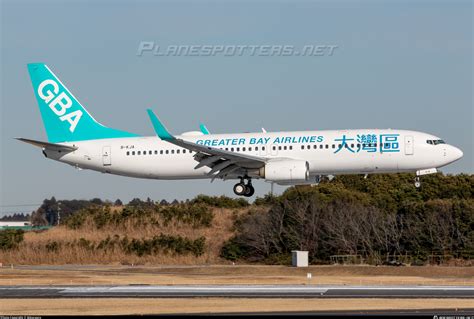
[233,177,255,197]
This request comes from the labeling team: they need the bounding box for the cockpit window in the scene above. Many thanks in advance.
[426,139,445,145]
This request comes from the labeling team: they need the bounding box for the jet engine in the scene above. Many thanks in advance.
[259,160,309,183]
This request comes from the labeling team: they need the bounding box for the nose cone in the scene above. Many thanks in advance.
[453,146,463,160]
[450,145,463,162]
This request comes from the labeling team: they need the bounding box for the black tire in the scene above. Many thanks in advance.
[244,185,255,197]
[233,183,246,196]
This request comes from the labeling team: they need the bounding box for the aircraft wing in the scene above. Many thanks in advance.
[16,137,78,152]
[147,109,266,181]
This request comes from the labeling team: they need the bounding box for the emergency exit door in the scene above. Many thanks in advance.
[102,146,111,166]
[404,136,414,155]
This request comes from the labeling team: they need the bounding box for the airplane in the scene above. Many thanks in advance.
[18,63,464,197]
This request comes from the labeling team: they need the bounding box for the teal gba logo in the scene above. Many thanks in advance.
[37,79,83,132]
[334,133,400,154]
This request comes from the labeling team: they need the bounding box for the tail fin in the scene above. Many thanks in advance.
[27,63,139,143]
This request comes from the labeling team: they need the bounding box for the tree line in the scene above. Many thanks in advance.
[2,173,472,266]
[221,173,473,265]
[0,213,30,222]
[25,195,248,226]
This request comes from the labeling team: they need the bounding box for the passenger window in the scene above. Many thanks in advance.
[165,150,169,154]
[301,145,304,150]
[284,146,287,150]
[319,145,323,149]
[137,151,141,155]
[231,147,234,152]
[171,150,175,154]
[255,147,259,151]
[249,147,252,151]
[132,151,135,155]
[332,144,335,149]
[279,146,282,150]
[177,150,180,154]
[225,148,228,151]
[289,146,293,150]
[273,146,276,151]
[325,145,329,149]
[126,151,130,156]
[262,146,265,151]
[243,147,246,151]
[160,150,163,154]
[183,150,186,154]
[313,145,317,149]
[154,150,157,155]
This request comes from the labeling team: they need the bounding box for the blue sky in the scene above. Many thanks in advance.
[1,0,472,215]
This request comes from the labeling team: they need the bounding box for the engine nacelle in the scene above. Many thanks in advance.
[260,160,309,183]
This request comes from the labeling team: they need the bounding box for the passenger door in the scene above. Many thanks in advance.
[102,146,112,166]
[404,136,414,155]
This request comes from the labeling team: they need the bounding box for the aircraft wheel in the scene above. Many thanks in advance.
[233,183,246,196]
[244,184,255,197]
[414,177,421,188]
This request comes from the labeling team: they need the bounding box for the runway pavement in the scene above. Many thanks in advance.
[1,285,473,298]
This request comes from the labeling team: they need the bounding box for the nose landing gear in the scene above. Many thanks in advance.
[233,177,255,197]
[414,176,421,188]
[414,168,437,188]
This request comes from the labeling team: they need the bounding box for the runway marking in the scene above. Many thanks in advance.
[1,285,473,299]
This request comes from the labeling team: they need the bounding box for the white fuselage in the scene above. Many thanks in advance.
[44,129,463,184]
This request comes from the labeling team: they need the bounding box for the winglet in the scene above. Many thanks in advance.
[199,123,210,135]
[146,109,174,140]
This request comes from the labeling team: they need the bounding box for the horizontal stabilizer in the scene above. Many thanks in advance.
[16,137,78,152]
